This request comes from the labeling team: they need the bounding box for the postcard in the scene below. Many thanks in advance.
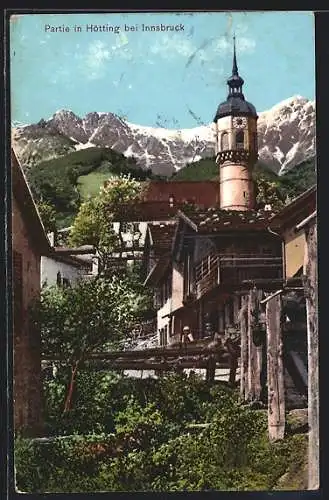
[8,10,318,493]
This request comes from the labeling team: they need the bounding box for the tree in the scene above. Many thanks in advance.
[68,174,142,272]
[33,276,142,412]
[37,200,57,233]
[254,175,285,212]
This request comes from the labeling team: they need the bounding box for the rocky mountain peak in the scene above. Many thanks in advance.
[12,96,315,176]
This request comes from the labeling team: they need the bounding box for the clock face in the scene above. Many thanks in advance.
[233,116,247,129]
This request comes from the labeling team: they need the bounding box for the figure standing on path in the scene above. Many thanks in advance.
[180,325,193,355]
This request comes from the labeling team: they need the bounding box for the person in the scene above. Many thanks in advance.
[224,330,240,387]
[180,325,193,354]
[205,330,222,384]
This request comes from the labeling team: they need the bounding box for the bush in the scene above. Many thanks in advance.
[16,371,308,492]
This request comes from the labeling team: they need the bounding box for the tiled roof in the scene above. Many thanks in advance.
[144,257,170,287]
[149,223,177,254]
[179,207,278,233]
[269,185,316,230]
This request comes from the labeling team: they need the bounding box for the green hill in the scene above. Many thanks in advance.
[26,147,155,228]
[170,155,316,201]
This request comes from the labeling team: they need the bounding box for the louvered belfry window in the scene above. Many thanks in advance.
[221,132,229,151]
[236,131,245,150]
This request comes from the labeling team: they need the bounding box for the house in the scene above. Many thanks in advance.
[157,208,283,346]
[12,148,51,436]
[142,38,317,416]
[143,223,177,345]
[268,185,316,281]
[295,209,318,489]
[106,181,220,263]
[41,243,97,288]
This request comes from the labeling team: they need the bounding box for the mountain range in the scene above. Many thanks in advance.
[12,95,315,177]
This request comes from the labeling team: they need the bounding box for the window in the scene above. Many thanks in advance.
[121,222,133,233]
[221,132,229,151]
[62,278,71,288]
[159,328,164,346]
[133,223,140,234]
[236,131,244,150]
[56,271,62,287]
[164,325,168,346]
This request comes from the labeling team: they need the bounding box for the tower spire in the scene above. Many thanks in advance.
[227,35,244,99]
[232,34,238,75]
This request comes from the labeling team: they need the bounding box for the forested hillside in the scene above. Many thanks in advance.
[25,147,157,228]
[171,156,316,201]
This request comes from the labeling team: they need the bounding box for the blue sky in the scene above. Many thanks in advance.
[10,11,315,128]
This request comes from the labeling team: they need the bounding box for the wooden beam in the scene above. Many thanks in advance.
[266,294,285,441]
[303,221,319,490]
[42,345,232,362]
[83,360,231,370]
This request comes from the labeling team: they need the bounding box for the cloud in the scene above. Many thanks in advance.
[148,33,255,65]
[84,36,133,79]
[150,35,195,59]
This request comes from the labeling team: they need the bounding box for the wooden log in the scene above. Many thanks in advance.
[303,221,319,490]
[43,344,233,362]
[239,295,248,400]
[266,294,285,441]
[84,359,231,371]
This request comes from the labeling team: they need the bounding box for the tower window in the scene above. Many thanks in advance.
[221,132,229,151]
[236,131,244,150]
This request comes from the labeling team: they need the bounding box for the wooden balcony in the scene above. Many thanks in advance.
[195,253,283,299]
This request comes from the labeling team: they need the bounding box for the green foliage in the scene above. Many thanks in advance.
[171,156,218,181]
[15,373,308,492]
[277,157,316,201]
[26,147,154,228]
[77,171,115,200]
[35,277,138,363]
[36,200,57,233]
[69,174,142,272]
[170,155,316,209]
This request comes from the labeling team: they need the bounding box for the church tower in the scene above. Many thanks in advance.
[214,37,258,210]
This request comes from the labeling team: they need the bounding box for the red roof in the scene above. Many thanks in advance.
[140,180,219,207]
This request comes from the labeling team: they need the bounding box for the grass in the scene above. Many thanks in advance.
[77,172,112,201]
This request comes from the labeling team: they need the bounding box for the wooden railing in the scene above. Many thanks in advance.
[194,253,283,298]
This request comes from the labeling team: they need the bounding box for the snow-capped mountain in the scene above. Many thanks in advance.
[11,95,315,176]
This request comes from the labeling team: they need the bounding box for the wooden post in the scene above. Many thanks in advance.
[254,290,264,401]
[303,221,319,490]
[266,294,285,441]
[247,287,261,401]
[239,295,248,401]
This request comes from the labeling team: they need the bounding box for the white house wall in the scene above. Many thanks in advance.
[41,256,84,287]
[157,297,171,344]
